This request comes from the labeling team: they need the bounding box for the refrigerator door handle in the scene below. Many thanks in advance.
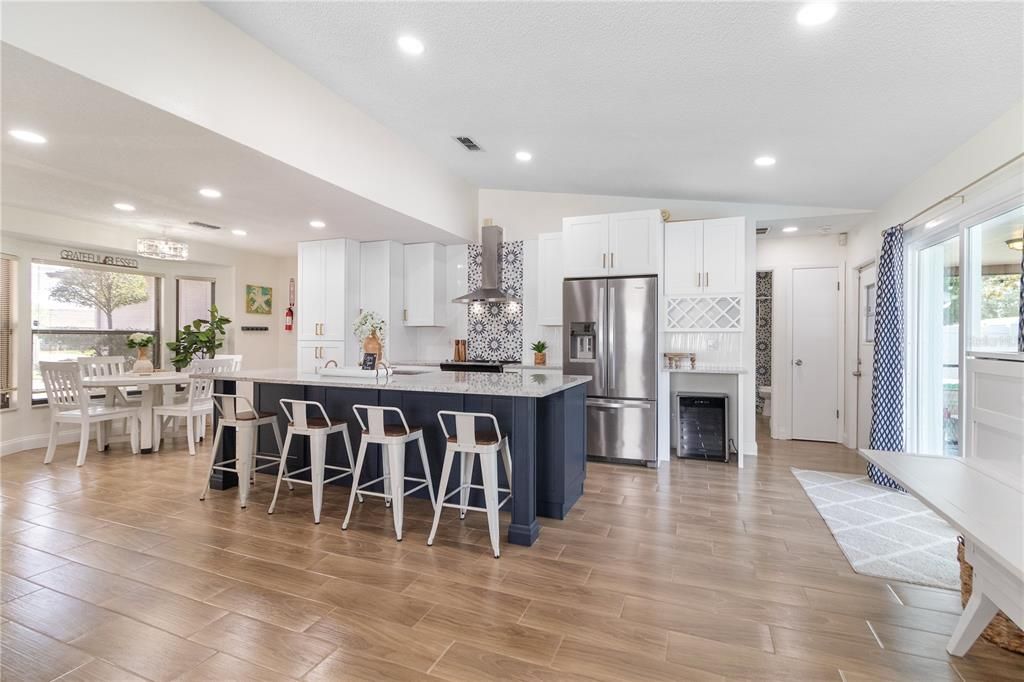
[587,398,652,409]
[598,284,606,390]
[607,284,615,391]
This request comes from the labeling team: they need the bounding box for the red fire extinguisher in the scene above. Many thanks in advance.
[284,277,295,331]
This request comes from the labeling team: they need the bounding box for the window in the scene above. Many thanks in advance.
[31,262,160,402]
[912,235,961,456]
[966,205,1023,354]
[1,255,15,409]
[176,277,215,333]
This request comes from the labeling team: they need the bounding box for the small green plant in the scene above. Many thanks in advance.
[530,340,548,353]
[165,305,231,370]
[126,333,154,349]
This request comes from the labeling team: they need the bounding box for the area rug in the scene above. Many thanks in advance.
[791,468,959,590]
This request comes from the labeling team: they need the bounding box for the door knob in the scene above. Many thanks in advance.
[794,359,803,366]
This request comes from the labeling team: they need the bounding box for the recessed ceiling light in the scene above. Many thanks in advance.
[925,218,944,229]
[754,156,776,167]
[397,35,425,56]
[231,229,247,236]
[797,3,837,27]
[782,226,800,233]
[113,203,136,212]
[309,220,326,229]
[199,187,222,198]
[515,150,532,162]
[9,129,47,144]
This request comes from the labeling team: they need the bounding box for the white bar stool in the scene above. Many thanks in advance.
[343,405,436,541]
[428,411,512,558]
[268,399,356,524]
[201,394,290,508]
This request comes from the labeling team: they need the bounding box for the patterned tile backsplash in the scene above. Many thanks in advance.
[755,271,773,414]
[467,240,524,361]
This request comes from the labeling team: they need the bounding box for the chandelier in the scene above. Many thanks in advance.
[137,238,188,261]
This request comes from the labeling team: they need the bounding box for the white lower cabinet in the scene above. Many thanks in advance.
[298,341,344,374]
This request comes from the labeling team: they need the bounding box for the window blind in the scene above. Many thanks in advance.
[0,255,14,408]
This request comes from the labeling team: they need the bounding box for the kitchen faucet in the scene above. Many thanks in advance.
[323,360,338,368]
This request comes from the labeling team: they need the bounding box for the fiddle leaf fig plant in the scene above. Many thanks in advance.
[166,305,231,370]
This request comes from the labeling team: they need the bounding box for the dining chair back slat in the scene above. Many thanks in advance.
[41,361,87,410]
[187,376,215,406]
[78,356,128,378]
[188,358,237,374]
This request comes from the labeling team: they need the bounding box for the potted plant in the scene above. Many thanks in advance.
[530,340,548,366]
[353,311,387,367]
[165,305,232,370]
[126,332,155,374]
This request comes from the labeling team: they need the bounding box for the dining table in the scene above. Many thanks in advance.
[81,371,190,453]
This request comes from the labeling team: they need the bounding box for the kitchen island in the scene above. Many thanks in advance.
[209,368,590,546]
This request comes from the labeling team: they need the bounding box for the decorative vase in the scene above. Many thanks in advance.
[133,346,154,374]
[534,351,546,366]
[363,331,383,368]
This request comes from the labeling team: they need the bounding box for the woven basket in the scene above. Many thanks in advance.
[957,537,1024,654]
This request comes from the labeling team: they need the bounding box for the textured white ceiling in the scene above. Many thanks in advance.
[0,46,460,255]
[208,1,1023,209]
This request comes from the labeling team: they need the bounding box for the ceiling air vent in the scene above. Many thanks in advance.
[188,221,223,231]
[454,136,483,151]
[755,226,771,236]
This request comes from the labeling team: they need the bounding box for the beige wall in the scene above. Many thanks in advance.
[0,207,296,454]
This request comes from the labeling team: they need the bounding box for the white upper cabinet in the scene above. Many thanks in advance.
[664,217,745,295]
[562,214,610,278]
[609,210,661,276]
[403,242,446,326]
[297,241,324,338]
[359,240,409,360]
[537,232,563,325]
[563,210,662,278]
[297,238,360,365]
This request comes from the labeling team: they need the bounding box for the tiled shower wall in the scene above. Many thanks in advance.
[755,271,773,414]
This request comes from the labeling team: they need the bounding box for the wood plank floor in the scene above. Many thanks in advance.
[2,423,1022,681]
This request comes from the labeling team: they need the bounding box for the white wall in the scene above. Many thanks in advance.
[3,1,478,243]
[0,208,296,454]
[756,233,849,442]
[479,188,868,241]
[840,99,1024,448]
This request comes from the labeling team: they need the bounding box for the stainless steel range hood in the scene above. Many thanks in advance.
[452,223,520,304]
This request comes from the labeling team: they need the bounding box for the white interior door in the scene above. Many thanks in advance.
[792,267,841,442]
[856,263,876,448]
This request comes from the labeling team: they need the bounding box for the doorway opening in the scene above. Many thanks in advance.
[755,271,773,439]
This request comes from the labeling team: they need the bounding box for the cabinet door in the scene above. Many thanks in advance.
[359,241,389,319]
[663,220,703,295]
[320,240,350,339]
[702,217,745,293]
[537,232,563,325]
[609,210,660,276]
[296,241,324,338]
[298,340,344,373]
[403,243,445,326]
[562,214,610,278]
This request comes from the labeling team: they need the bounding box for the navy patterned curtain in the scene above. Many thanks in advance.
[868,225,907,490]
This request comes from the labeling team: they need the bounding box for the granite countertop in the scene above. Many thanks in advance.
[213,368,591,398]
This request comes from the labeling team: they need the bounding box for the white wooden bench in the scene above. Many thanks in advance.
[859,449,1023,656]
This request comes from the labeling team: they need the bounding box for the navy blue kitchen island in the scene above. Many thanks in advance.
[209,368,590,546]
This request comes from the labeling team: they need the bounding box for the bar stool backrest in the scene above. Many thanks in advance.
[437,410,503,447]
[78,355,128,378]
[212,393,257,421]
[41,361,87,412]
[352,404,410,436]
[279,399,332,430]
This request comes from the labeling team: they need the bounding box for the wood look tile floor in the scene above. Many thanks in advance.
[2,425,1022,681]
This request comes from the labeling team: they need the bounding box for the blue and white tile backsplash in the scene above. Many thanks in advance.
[467,240,524,361]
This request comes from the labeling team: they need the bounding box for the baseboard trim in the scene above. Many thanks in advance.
[1,430,79,457]
[743,441,758,457]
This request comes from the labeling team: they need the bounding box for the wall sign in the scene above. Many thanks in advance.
[60,249,138,269]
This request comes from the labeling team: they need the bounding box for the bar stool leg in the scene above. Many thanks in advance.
[268,429,293,514]
[310,430,327,524]
[268,420,293,490]
[340,427,362,503]
[236,424,254,509]
[200,422,225,501]
[342,438,368,530]
[416,434,436,509]
[479,453,501,558]
[427,445,456,546]
[387,443,406,541]
[501,439,512,482]
[381,446,392,508]
[459,452,471,519]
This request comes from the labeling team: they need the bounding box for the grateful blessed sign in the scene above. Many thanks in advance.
[60,249,138,269]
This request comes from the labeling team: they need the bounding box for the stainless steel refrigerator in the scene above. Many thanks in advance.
[563,276,658,466]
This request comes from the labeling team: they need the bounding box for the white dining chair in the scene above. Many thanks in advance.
[215,354,243,370]
[40,361,140,466]
[176,357,237,435]
[153,376,215,456]
[77,355,140,438]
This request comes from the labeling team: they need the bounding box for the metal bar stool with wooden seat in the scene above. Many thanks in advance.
[200,393,291,508]
[342,405,436,541]
[268,399,356,524]
[428,411,512,557]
